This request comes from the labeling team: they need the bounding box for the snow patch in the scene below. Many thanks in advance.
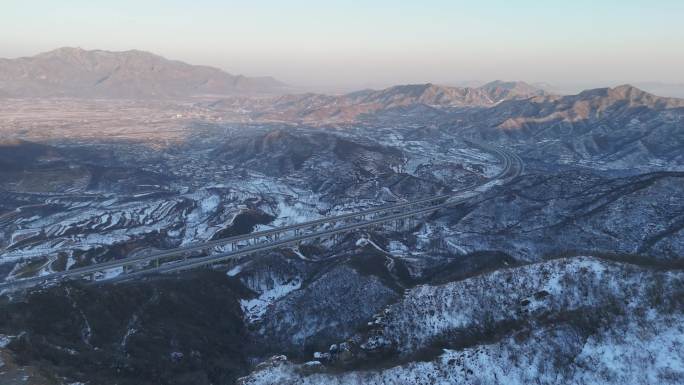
[0,334,12,348]
[240,278,302,323]
[227,265,243,277]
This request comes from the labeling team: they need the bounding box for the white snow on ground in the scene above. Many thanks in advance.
[1,196,195,264]
[94,267,124,281]
[363,238,387,253]
[0,139,505,280]
[65,254,77,271]
[200,194,221,213]
[269,198,322,226]
[182,190,224,245]
[387,240,408,255]
[0,176,324,276]
[0,334,11,348]
[289,247,312,261]
[573,316,684,384]
[120,325,138,350]
[444,239,468,254]
[242,313,684,385]
[373,256,682,356]
[414,223,438,251]
[240,278,302,323]
[357,237,397,272]
[240,257,684,385]
[226,265,243,277]
[232,176,325,228]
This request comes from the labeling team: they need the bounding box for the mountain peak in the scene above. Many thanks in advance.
[611,84,647,96]
[479,80,545,97]
[385,83,440,93]
[37,47,167,63]
[36,46,89,59]
[481,80,524,89]
[577,84,646,97]
[1,47,286,98]
[575,84,669,104]
[45,46,86,54]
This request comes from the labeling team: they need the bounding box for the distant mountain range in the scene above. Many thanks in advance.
[448,84,684,170]
[484,84,684,129]
[206,81,547,122]
[0,47,287,98]
[2,48,682,171]
[633,82,684,99]
[202,82,684,171]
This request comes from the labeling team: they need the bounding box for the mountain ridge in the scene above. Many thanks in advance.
[0,47,287,98]
[491,84,684,129]
[225,81,548,123]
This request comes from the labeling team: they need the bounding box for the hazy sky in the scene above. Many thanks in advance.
[2,0,683,90]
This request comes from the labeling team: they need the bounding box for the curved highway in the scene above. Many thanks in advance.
[0,143,523,292]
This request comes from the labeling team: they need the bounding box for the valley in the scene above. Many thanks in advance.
[0,69,683,384]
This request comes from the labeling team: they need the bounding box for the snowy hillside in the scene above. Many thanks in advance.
[240,257,684,385]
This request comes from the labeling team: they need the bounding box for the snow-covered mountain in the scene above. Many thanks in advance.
[455,85,684,170]
[241,257,684,385]
[203,83,684,171]
[0,82,682,384]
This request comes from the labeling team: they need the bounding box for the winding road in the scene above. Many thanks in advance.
[0,143,523,292]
